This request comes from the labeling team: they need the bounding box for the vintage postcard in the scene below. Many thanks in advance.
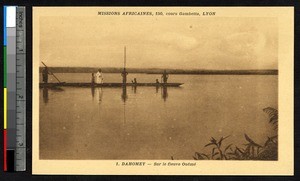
[32,7,294,175]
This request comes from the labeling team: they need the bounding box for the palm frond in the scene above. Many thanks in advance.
[218,135,230,147]
[205,142,215,147]
[236,146,244,154]
[224,144,233,153]
[210,137,217,144]
[244,134,262,148]
[263,107,278,125]
[194,152,209,160]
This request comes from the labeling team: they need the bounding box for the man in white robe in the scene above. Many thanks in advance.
[95,69,104,84]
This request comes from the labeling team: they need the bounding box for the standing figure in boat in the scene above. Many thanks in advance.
[95,69,104,84]
[161,70,169,84]
[121,68,128,85]
[91,73,95,85]
[155,79,160,93]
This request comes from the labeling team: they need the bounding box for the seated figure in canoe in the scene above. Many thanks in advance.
[156,79,160,84]
[131,78,137,84]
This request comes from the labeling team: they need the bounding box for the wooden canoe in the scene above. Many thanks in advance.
[40,82,183,88]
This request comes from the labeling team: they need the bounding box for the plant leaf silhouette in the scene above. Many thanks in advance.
[244,134,262,148]
[263,107,278,130]
[218,135,230,147]
[205,143,215,147]
[224,144,233,153]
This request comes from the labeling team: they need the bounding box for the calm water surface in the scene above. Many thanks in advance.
[39,73,277,159]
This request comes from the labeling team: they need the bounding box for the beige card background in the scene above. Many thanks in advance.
[32,7,294,175]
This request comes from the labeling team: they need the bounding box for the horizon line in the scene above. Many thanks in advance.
[38,66,278,71]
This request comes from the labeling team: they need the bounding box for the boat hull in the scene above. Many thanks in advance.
[40,82,183,88]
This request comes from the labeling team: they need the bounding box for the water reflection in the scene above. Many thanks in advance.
[87,85,168,102]
[132,85,137,94]
[161,86,168,102]
[121,86,128,103]
[91,87,103,103]
[43,87,49,104]
[39,74,277,160]
[44,85,170,106]
[42,86,64,104]
[97,88,103,103]
[91,86,95,100]
[121,86,128,125]
[156,85,159,93]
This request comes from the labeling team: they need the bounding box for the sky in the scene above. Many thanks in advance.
[39,15,278,70]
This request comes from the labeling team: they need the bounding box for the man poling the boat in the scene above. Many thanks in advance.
[95,69,104,84]
[41,61,63,84]
[162,70,169,84]
[91,73,95,85]
[42,67,52,83]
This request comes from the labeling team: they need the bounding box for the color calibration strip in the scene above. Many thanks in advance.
[3,6,26,172]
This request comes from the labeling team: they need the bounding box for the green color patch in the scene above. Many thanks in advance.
[4,46,6,87]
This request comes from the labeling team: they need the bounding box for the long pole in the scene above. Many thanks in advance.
[41,61,62,83]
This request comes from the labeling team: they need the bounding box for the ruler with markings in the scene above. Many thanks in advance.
[3,6,26,172]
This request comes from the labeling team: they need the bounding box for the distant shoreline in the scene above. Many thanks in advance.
[39,67,278,75]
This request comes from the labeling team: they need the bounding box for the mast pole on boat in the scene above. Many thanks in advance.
[121,46,128,85]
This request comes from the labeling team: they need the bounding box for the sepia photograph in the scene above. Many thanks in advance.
[32,7,293,175]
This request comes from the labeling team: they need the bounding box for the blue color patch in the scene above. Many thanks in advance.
[4,6,7,45]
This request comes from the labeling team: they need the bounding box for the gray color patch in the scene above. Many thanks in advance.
[7,128,16,148]
[7,36,16,55]
[7,27,16,36]
[7,73,16,90]
[7,54,16,73]
[7,110,16,128]
[8,92,16,110]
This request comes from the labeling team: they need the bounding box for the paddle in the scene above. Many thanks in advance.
[41,61,64,83]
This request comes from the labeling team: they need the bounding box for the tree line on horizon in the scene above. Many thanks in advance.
[39,67,278,75]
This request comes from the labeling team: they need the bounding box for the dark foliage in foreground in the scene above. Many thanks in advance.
[193,107,278,160]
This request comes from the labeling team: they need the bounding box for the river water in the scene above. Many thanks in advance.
[39,73,277,160]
